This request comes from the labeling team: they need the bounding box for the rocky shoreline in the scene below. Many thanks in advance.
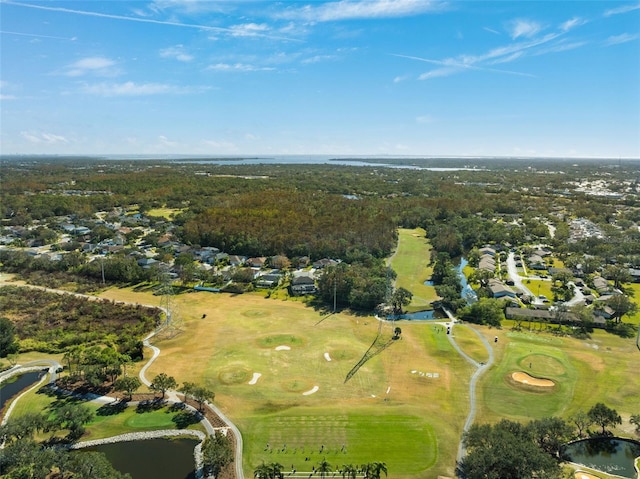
[71,429,208,479]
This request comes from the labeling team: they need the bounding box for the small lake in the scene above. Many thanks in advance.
[564,437,640,479]
[80,437,199,479]
[387,310,443,320]
[0,370,46,411]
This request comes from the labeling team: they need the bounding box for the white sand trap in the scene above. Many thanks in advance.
[324,352,332,361]
[303,386,319,396]
[386,386,391,394]
[575,473,600,479]
[512,371,554,387]
[248,372,262,385]
[275,345,291,351]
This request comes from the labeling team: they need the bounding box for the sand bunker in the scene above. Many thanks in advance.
[302,386,319,395]
[574,472,600,479]
[248,372,262,385]
[275,345,291,351]
[512,371,554,387]
[324,352,332,361]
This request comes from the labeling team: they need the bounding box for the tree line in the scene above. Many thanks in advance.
[460,402,637,479]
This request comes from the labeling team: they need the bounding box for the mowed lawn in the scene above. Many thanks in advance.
[472,324,640,431]
[390,228,439,312]
[100,287,470,478]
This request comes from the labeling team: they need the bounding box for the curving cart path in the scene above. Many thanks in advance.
[0,278,245,479]
[442,310,495,465]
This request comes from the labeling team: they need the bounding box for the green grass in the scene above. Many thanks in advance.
[242,408,437,474]
[452,325,490,364]
[6,384,204,441]
[481,333,579,420]
[389,228,438,312]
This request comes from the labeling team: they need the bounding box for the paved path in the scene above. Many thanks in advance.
[442,310,495,465]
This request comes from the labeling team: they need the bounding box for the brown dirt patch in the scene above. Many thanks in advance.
[511,371,555,387]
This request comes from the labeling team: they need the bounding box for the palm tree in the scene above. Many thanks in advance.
[269,462,284,479]
[316,459,332,479]
[341,464,358,479]
[371,462,387,479]
[254,463,272,479]
[361,462,387,479]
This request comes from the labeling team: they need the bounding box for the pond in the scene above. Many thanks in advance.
[79,437,199,479]
[564,437,640,479]
[0,370,46,411]
[387,310,443,320]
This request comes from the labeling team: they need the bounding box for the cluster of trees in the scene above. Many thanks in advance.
[316,261,392,311]
[0,286,157,356]
[181,190,397,260]
[459,298,506,327]
[430,252,466,312]
[61,344,134,387]
[254,460,387,479]
[460,403,630,479]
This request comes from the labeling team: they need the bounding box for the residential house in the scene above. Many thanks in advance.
[488,278,516,299]
[246,257,267,268]
[313,258,338,269]
[290,273,316,296]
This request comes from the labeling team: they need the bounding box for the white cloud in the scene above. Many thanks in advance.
[160,45,194,62]
[483,27,500,35]
[604,33,639,46]
[80,81,200,96]
[604,3,640,16]
[418,67,460,80]
[507,19,542,39]
[206,63,276,72]
[560,17,587,32]
[21,131,69,144]
[280,0,443,22]
[229,23,270,37]
[301,54,337,64]
[0,94,17,100]
[158,135,178,147]
[64,56,118,77]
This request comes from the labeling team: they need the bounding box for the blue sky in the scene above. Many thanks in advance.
[1,0,639,158]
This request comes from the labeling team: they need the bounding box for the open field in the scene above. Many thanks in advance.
[100,286,471,478]
[389,228,438,312]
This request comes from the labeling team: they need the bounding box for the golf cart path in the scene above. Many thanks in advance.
[0,278,245,479]
[442,309,495,465]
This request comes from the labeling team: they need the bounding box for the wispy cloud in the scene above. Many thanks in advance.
[206,63,276,72]
[604,33,639,46]
[560,17,587,32]
[80,81,203,96]
[21,131,69,144]
[483,27,500,35]
[604,3,640,16]
[229,23,270,37]
[64,57,118,77]
[279,0,444,22]
[507,19,542,39]
[4,1,301,42]
[301,54,338,64]
[393,24,588,80]
[160,45,193,62]
[0,30,77,41]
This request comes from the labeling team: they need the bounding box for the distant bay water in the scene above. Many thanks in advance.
[97,154,487,171]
